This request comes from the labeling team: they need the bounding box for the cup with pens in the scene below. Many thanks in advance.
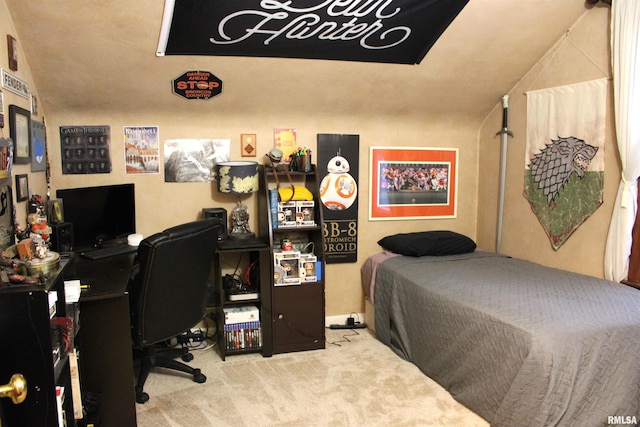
[290,148,312,172]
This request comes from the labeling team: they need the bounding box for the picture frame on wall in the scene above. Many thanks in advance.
[0,138,12,177]
[9,105,31,164]
[369,147,458,220]
[0,139,13,251]
[30,94,38,117]
[31,120,46,172]
[7,35,18,71]
[241,134,257,157]
[15,173,28,202]
[47,199,64,224]
[0,176,14,251]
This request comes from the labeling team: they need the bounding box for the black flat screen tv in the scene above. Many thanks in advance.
[56,183,136,250]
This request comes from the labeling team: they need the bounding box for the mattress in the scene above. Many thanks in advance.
[372,251,640,426]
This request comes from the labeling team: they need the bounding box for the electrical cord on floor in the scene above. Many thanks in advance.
[188,314,217,351]
[162,314,217,352]
[325,328,360,347]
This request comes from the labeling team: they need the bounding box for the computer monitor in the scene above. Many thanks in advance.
[56,183,136,250]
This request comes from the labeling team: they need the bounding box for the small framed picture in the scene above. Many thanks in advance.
[30,94,38,117]
[7,35,18,71]
[15,173,28,202]
[47,199,64,224]
[9,105,31,164]
[241,134,257,157]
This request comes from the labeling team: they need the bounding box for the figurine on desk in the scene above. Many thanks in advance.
[3,194,56,285]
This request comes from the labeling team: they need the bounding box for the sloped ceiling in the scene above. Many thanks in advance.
[5,0,597,122]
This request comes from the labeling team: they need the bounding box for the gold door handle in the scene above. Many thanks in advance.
[0,374,27,404]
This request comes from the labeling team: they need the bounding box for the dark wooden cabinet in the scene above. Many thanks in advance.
[258,164,326,354]
[272,282,325,353]
[0,260,77,427]
[1,253,138,427]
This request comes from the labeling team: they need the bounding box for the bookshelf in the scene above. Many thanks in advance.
[213,243,273,360]
[258,164,326,354]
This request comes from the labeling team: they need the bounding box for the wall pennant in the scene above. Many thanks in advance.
[524,79,608,250]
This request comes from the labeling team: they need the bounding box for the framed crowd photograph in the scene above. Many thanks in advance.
[9,105,31,164]
[15,173,28,202]
[369,147,458,220]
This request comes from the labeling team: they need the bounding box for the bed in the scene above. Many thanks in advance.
[362,234,640,427]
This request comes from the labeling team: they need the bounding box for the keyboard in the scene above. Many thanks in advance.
[80,244,138,260]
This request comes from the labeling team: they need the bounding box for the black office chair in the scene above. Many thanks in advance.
[128,218,221,404]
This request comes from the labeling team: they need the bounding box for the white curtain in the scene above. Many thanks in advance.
[604,0,640,281]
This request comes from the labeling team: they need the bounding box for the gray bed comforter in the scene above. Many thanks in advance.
[374,251,640,426]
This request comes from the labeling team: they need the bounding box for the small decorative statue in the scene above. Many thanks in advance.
[28,213,51,241]
[229,202,253,238]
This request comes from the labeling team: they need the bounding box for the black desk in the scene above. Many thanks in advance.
[68,252,137,427]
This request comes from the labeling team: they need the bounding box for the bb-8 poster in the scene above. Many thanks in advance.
[317,134,359,264]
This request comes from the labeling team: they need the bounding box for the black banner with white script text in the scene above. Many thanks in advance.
[157,0,469,64]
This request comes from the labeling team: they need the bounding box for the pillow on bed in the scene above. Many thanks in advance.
[377,230,476,257]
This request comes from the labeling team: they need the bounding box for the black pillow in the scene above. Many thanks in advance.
[377,230,476,257]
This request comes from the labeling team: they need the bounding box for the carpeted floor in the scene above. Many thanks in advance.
[135,328,488,426]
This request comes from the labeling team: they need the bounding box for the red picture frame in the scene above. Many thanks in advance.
[369,147,458,220]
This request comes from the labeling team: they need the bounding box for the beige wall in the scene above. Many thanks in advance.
[0,0,48,228]
[45,111,480,316]
[476,7,616,278]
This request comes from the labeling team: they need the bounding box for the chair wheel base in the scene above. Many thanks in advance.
[193,369,206,383]
[136,391,149,404]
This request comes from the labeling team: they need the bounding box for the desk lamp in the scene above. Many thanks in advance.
[216,161,259,240]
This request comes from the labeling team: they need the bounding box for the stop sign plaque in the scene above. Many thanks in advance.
[172,71,222,100]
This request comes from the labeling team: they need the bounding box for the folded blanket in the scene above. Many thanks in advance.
[360,250,399,304]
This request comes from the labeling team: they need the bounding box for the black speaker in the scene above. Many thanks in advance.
[202,208,227,241]
[50,222,74,254]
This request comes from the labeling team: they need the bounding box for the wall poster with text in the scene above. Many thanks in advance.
[60,126,111,174]
[317,134,359,264]
[124,126,160,174]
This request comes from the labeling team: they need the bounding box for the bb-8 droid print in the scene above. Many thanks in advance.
[320,155,357,210]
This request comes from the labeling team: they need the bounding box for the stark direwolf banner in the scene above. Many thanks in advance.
[317,134,359,263]
[156,0,469,64]
[524,79,607,250]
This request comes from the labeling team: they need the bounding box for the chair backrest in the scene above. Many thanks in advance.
[129,219,221,346]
